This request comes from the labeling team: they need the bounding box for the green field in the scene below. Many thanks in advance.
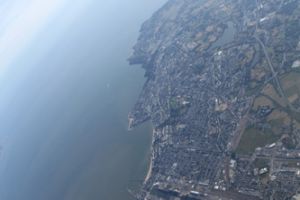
[236,127,280,155]
[254,158,269,169]
[238,71,300,155]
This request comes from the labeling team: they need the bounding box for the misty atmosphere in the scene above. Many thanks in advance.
[0,1,165,200]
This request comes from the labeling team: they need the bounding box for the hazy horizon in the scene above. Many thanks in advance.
[0,0,166,199]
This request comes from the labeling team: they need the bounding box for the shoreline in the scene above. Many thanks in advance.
[144,154,153,184]
[144,129,154,184]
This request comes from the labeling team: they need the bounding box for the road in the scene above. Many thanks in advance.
[253,0,298,113]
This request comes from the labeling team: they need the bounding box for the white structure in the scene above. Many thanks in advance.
[268,143,276,148]
[259,168,268,175]
[292,60,300,68]
[190,191,200,195]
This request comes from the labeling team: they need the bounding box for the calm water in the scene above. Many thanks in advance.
[0,1,165,200]
[210,22,236,49]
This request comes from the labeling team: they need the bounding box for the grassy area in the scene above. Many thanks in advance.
[236,127,280,155]
[254,158,269,169]
[245,82,264,97]
[238,72,300,155]
[291,68,300,74]
[262,83,287,107]
[261,72,300,123]
[280,72,300,105]
[236,108,287,155]
[284,104,300,124]
[263,93,300,123]
[285,85,299,98]
[267,109,291,133]
[280,72,300,90]
[279,73,300,121]
[284,160,300,168]
[253,96,273,110]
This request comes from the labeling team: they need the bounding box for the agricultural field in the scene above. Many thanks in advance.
[280,72,300,107]
[237,72,300,155]
[236,127,281,155]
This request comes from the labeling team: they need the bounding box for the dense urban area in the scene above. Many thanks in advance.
[128,0,300,199]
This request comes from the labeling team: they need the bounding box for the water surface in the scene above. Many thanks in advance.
[0,1,166,200]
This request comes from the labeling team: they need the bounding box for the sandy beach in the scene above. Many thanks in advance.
[144,129,155,184]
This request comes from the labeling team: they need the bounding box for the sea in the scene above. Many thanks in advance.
[0,0,166,200]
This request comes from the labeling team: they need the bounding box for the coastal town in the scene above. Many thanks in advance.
[129,0,300,199]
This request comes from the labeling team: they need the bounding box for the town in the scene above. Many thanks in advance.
[129,0,300,199]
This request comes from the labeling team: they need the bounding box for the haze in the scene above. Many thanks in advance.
[0,0,166,200]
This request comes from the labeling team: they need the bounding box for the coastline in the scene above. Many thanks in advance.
[144,153,153,184]
[144,129,154,184]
